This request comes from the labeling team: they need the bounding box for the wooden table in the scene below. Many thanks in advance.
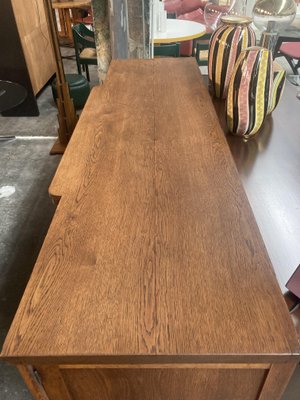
[153,19,206,43]
[52,0,91,45]
[1,59,299,400]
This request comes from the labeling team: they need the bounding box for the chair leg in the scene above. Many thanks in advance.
[85,65,90,81]
[76,59,82,75]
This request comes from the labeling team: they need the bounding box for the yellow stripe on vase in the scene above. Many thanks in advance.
[226,56,242,132]
[248,50,270,137]
[268,63,286,114]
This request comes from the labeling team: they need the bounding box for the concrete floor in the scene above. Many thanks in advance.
[0,50,299,399]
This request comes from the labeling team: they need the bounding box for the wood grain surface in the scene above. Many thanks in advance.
[60,367,267,400]
[1,59,299,365]
[52,1,91,9]
[11,0,56,94]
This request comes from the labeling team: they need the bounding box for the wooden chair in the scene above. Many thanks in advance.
[194,33,211,67]
[278,42,300,75]
[72,23,97,81]
[154,43,180,57]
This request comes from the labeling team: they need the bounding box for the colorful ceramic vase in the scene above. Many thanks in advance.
[208,15,256,99]
[267,61,286,115]
[226,47,273,138]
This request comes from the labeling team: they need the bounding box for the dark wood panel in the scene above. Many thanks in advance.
[60,367,267,400]
[0,0,38,116]
[214,81,300,292]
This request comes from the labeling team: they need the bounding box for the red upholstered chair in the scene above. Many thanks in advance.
[164,0,208,56]
[72,7,94,26]
[164,0,207,16]
[279,42,300,75]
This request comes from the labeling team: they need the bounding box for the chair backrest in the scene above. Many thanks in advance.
[72,23,96,50]
[154,43,180,57]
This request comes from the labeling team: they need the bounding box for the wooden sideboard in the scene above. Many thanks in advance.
[1,59,299,399]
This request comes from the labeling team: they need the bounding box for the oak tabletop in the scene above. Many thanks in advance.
[1,59,299,364]
[52,1,91,9]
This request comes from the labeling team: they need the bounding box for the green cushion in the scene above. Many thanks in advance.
[51,74,90,109]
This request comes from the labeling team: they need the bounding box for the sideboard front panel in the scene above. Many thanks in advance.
[56,366,267,400]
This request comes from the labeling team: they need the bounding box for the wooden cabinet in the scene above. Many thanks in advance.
[0,0,55,115]
[11,0,56,96]
[1,59,299,399]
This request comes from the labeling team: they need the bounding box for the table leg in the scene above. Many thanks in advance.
[64,8,74,45]
[58,9,67,37]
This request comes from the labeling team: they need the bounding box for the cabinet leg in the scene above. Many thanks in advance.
[38,366,72,400]
[17,365,49,400]
[258,362,298,400]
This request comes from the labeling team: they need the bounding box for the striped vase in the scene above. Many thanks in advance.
[267,62,286,115]
[208,16,256,99]
[226,47,273,138]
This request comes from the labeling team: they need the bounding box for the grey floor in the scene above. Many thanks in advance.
[0,49,299,399]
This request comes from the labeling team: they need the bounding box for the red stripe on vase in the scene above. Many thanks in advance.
[236,50,257,135]
[223,27,242,96]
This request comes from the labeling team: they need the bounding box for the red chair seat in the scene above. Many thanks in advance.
[280,42,300,59]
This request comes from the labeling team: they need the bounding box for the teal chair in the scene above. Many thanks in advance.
[72,23,97,81]
[195,33,212,67]
[154,43,180,57]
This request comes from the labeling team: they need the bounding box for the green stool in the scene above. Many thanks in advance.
[51,74,90,110]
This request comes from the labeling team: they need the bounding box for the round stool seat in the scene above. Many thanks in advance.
[0,80,27,113]
[51,74,90,109]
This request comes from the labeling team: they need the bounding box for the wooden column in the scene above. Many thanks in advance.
[91,0,150,76]
[127,0,150,58]
[110,0,129,59]
[43,0,78,153]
